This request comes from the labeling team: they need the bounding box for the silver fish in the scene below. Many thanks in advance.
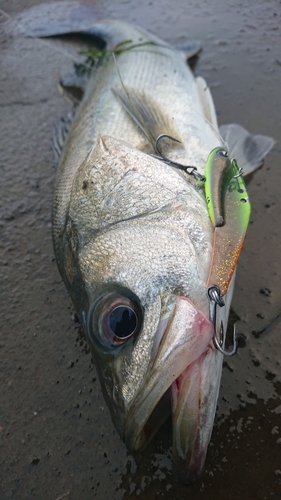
[49,20,274,483]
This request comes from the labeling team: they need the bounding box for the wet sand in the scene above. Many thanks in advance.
[0,0,281,498]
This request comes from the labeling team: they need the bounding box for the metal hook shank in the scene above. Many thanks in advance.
[213,321,238,356]
[207,285,238,356]
[154,134,205,181]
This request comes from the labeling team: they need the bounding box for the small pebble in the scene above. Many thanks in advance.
[259,288,271,296]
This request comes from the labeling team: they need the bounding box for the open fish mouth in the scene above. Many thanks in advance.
[125,296,219,484]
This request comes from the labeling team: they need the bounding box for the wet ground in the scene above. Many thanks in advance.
[0,0,281,498]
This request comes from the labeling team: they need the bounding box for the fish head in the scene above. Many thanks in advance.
[62,136,229,483]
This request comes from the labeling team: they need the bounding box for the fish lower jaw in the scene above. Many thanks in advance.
[172,451,206,485]
[170,356,214,484]
[124,297,217,483]
[125,342,218,485]
[125,386,172,452]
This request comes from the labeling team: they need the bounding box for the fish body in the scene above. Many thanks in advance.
[51,19,274,483]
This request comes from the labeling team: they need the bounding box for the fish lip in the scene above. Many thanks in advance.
[170,346,223,484]
[124,296,214,454]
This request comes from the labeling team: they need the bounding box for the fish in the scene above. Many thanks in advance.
[22,12,274,483]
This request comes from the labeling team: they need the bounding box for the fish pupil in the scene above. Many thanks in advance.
[109,306,137,339]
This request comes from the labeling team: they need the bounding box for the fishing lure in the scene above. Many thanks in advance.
[204,147,251,355]
[154,135,251,356]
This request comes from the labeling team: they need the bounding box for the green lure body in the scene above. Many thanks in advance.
[204,147,251,296]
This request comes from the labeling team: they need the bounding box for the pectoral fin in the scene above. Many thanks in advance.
[113,86,182,152]
[52,110,75,167]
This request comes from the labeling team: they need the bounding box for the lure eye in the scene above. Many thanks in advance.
[89,292,142,347]
[217,149,228,158]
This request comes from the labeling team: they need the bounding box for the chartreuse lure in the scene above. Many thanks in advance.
[204,147,251,297]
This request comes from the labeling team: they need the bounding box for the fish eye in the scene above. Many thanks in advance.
[89,292,142,348]
[109,306,138,338]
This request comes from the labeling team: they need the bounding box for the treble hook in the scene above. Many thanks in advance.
[231,161,250,202]
[233,165,244,179]
[154,134,205,181]
[207,285,238,356]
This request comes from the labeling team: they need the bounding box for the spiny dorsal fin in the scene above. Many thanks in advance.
[112,86,182,153]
